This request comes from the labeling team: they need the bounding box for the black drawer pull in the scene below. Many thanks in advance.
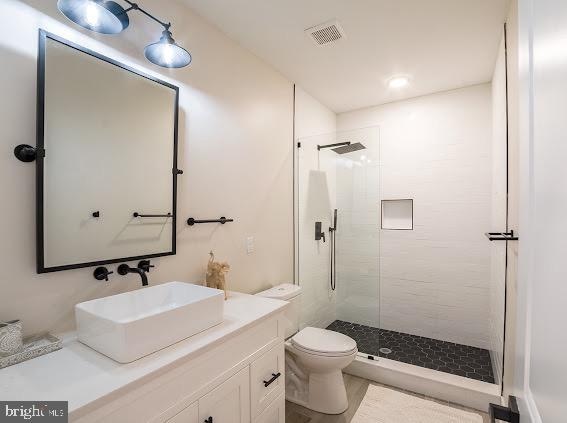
[204,417,213,423]
[263,372,281,387]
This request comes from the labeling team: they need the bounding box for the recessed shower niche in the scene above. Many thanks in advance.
[381,199,413,230]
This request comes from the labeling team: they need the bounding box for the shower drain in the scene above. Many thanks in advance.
[379,347,392,355]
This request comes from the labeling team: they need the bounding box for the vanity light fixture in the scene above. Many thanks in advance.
[145,29,192,68]
[57,0,191,68]
[57,0,130,34]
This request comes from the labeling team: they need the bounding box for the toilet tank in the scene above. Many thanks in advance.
[255,283,302,339]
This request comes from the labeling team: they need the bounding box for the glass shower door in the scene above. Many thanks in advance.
[330,127,381,357]
[296,132,338,330]
[296,127,381,357]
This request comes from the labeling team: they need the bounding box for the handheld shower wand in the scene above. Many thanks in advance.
[333,208,338,231]
[329,209,338,291]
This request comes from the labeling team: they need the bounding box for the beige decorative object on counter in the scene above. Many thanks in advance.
[0,333,62,369]
[0,320,23,357]
[205,251,230,300]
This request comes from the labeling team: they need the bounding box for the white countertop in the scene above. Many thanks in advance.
[0,292,287,414]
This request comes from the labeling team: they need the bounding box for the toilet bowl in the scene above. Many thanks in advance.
[286,327,358,414]
[255,284,358,414]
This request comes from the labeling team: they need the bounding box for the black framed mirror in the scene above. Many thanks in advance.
[36,30,179,273]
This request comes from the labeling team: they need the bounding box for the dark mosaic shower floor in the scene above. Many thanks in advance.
[326,320,495,384]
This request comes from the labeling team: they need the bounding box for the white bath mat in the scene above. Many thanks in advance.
[351,384,484,423]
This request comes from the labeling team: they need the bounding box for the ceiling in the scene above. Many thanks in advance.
[181,0,510,113]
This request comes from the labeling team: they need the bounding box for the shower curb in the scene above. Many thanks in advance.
[345,354,502,412]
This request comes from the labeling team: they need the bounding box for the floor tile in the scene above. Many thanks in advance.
[326,320,495,384]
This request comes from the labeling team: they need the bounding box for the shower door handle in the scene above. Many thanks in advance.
[485,230,518,241]
[315,222,326,242]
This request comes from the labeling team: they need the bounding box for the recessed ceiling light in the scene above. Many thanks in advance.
[388,76,410,89]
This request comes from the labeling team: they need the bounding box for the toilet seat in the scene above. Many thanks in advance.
[291,327,357,357]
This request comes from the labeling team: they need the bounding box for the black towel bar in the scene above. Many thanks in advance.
[133,212,172,218]
[187,217,234,226]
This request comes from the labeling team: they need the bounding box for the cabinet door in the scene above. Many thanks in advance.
[250,344,285,419]
[199,367,250,423]
[254,393,284,423]
[167,402,198,423]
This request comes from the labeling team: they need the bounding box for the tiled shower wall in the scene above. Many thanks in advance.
[337,85,493,349]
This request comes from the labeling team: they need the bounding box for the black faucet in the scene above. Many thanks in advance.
[117,263,149,286]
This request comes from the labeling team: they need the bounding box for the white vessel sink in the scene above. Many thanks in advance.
[75,282,224,363]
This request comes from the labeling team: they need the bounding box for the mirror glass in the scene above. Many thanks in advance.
[38,32,178,272]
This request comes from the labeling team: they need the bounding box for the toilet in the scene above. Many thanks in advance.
[256,283,358,414]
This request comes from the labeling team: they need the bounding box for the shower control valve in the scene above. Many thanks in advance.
[315,221,326,242]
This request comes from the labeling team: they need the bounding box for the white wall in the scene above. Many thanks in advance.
[338,85,493,349]
[498,0,522,401]
[508,0,538,418]
[0,0,293,336]
[509,0,566,420]
[293,87,337,329]
[294,87,337,142]
[518,0,567,423]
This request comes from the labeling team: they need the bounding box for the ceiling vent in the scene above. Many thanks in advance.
[305,20,346,46]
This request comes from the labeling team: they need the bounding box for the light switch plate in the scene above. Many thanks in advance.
[246,236,255,254]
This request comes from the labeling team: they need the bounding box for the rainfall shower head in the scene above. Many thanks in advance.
[332,142,366,154]
[317,141,366,155]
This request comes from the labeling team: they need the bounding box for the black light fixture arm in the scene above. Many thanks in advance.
[122,0,171,30]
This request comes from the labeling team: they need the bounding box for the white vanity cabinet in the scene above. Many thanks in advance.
[71,302,287,423]
[197,367,250,423]
[250,344,285,419]
[255,393,285,423]
[167,402,198,423]
[166,347,283,423]
[168,367,251,423]
[0,295,288,423]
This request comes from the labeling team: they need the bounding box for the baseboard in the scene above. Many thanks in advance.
[345,354,502,412]
[519,388,542,423]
